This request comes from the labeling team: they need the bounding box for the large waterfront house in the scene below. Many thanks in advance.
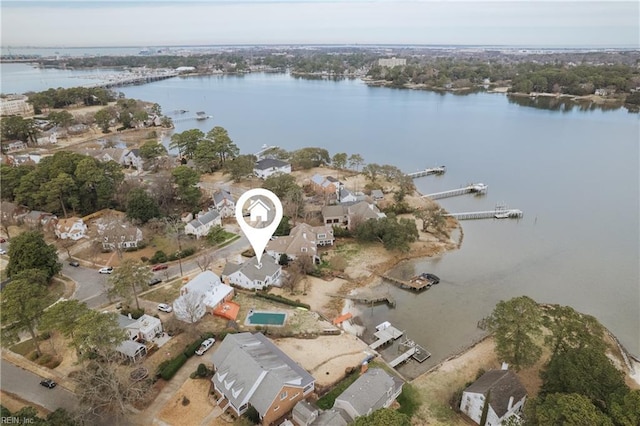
[184,209,222,239]
[321,201,386,230]
[173,271,234,323]
[266,223,334,263]
[222,256,282,290]
[254,158,291,179]
[211,332,315,426]
[460,366,527,426]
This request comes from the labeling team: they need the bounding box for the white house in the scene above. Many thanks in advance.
[333,368,404,423]
[117,314,163,342]
[98,219,144,250]
[460,366,527,426]
[212,189,235,218]
[123,149,144,170]
[184,210,222,239]
[221,256,282,290]
[173,271,234,323]
[254,158,291,179]
[248,199,270,223]
[54,217,87,240]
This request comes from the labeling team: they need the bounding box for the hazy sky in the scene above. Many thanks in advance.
[1,1,638,47]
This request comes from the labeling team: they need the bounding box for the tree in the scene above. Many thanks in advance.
[414,206,448,238]
[263,173,302,199]
[0,116,39,144]
[362,163,381,181]
[139,140,168,171]
[173,291,206,323]
[332,152,348,170]
[126,188,161,224]
[72,311,127,360]
[486,296,543,371]
[169,129,204,158]
[40,299,90,342]
[47,110,75,128]
[195,253,214,272]
[290,147,330,169]
[7,231,61,280]
[527,393,614,426]
[193,137,218,172]
[354,215,419,252]
[610,389,640,426]
[0,269,50,356]
[107,259,152,310]
[543,305,606,356]
[348,153,365,172]
[352,408,411,426]
[43,172,78,217]
[76,355,151,424]
[540,346,628,412]
[224,154,256,182]
[206,126,239,164]
[171,165,201,210]
[94,107,116,133]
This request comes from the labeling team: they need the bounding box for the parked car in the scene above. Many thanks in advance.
[40,379,57,389]
[149,277,162,286]
[0,249,6,255]
[98,267,114,274]
[195,338,215,356]
[151,264,168,271]
[0,237,6,243]
[69,260,80,267]
[158,303,172,313]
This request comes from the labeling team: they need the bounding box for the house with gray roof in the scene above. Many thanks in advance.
[211,332,315,426]
[184,209,222,239]
[222,255,282,290]
[332,368,404,423]
[254,158,291,179]
[310,174,342,198]
[266,223,334,263]
[460,366,527,425]
[322,201,386,230]
[292,400,319,426]
[212,189,235,218]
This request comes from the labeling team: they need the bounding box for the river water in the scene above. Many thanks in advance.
[2,67,638,367]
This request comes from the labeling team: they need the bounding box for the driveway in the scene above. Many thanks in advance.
[62,263,111,308]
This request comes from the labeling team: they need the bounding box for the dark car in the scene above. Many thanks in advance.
[149,278,162,286]
[0,237,6,243]
[40,379,57,389]
[69,260,80,267]
[151,264,168,272]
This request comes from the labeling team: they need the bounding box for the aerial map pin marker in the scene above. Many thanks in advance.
[235,188,283,265]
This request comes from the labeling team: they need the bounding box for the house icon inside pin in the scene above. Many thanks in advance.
[247,199,270,223]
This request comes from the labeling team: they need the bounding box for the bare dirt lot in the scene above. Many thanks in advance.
[158,378,214,425]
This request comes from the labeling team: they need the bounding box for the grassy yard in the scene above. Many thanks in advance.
[142,280,183,304]
[10,339,36,356]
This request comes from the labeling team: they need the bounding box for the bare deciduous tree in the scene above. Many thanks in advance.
[174,290,206,324]
[195,253,214,272]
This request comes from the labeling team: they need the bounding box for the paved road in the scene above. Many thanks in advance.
[63,234,250,309]
[0,359,78,413]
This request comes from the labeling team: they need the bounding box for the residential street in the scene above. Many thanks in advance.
[0,359,78,413]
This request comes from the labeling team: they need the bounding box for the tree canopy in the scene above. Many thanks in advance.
[354,214,418,252]
[289,147,330,169]
[486,295,543,371]
[171,165,201,210]
[352,408,411,426]
[126,188,161,224]
[7,231,61,280]
[527,393,614,426]
[224,154,256,182]
[107,259,152,310]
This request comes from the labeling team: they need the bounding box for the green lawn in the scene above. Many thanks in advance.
[316,370,360,409]
[11,339,36,356]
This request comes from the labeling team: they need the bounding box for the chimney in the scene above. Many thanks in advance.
[128,313,132,319]
[501,362,509,370]
[507,396,514,411]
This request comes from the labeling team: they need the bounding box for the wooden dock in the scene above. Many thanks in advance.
[423,183,488,200]
[446,208,523,220]
[407,166,446,179]
[381,274,437,292]
[390,347,416,367]
[369,324,404,350]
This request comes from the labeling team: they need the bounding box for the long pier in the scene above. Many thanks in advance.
[83,72,178,89]
[172,114,212,123]
[329,293,396,308]
[390,347,416,367]
[423,183,488,200]
[446,208,523,220]
[407,166,446,179]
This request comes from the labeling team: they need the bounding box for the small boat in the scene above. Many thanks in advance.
[196,111,209,120]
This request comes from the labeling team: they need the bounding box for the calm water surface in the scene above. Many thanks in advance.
[3,68,638,365]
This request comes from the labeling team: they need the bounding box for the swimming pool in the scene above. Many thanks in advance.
[245,311,287,327]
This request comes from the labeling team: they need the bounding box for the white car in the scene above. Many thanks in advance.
[158,303,173,313]
[0,249,6,255]
[195,338,215,356]
[98,267,114,274]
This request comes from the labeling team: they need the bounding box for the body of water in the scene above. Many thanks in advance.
[2,66,638,366]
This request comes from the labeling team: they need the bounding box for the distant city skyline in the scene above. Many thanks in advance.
[1,1,638,48]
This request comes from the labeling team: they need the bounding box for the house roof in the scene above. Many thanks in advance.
[266,223,318,257]
[117,314,137,329]
[222,256,281,283]
[334,368,403,420]
[116,339,146,358]
[464,369,527,418]
[98,219,142,243]
[371,189,384,199]
[314,409,349,426]
[255,158,290,170]
[321,205,346,218]
[179,271,233,309]
[293,400,318,422]
[212,333,314,416]
[56,217,84,232]
[213,189,235,205]
[188,210,220,229]
[347,201,385,221]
